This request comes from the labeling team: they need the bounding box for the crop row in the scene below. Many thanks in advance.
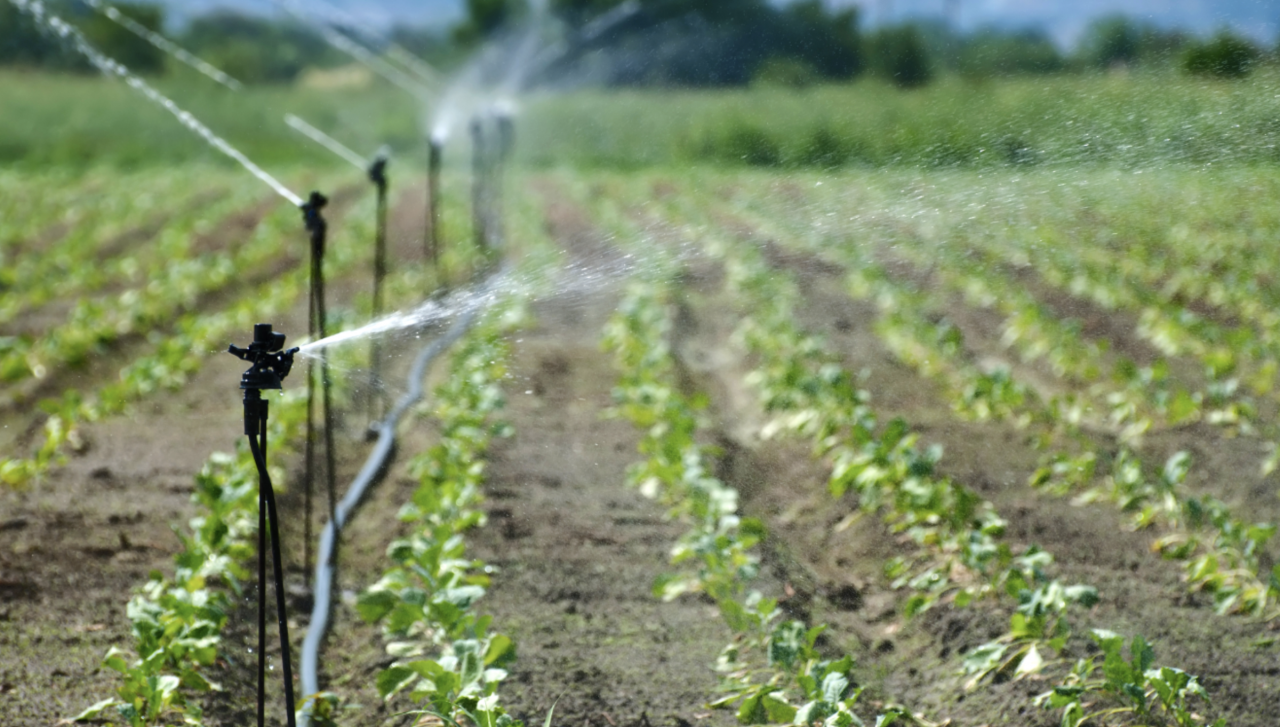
[602,275,926,727]
[642,171,1280,620]
[710,228,1226,727]
[567,172,1225,727]
[355,303,524,727]
[1,185,374,489]
[74,387,308,726]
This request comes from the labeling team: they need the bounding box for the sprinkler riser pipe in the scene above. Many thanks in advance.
[428,138,443,267]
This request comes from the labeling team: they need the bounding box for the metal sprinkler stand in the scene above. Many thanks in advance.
[428,136,443,273]
[470,116,489,257]
[300,191,338,589]
[228,324,300,727]
[368,155,389,426]
[493,111,515,252]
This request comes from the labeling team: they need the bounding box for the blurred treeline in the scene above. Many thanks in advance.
[0,0,1273,86]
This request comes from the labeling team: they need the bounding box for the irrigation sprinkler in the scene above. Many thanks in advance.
[470,116,489,257]
[228,324,300,727]
[368,153,389,425]
[302,192,339,588]
[283,115,393,428]
[428,134,443,270]
[493,109,516,252]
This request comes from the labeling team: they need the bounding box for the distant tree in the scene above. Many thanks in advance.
[869,24,932,88]
[179,12,341,83]
[1077,14,1189,70]
[453,0,529,44]
[1182,30,1259,78]
[1080,14,1140,69]
[0,3,67,67]
[957,27,1064,78]
[79,2,165,74]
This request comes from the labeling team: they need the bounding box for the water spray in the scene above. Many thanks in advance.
[227,323,300,727]
[308,0,442,88]
[273,0,432,100]
[80,0,242,90]
[8,0,301,207]
[301,192,339,593]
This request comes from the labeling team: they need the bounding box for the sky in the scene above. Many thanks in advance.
[159,0,1279,47]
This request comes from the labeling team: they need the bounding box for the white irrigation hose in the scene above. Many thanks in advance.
[297,307,481,725]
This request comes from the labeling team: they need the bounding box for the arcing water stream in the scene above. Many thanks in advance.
[81,0,243,90]
[6,0,302,207]
[284,114,370,171]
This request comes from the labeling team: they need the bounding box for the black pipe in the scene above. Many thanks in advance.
[493,111,515,253]
[228,324,300,727]
[297,305,482,727]
[368,156,389,427]
[470,117,488,257]
[302,192,339,596]
[428,136,443,273]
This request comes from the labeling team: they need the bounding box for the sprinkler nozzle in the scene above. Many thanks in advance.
[229,323,299,391]
[368,155,388,188]
[301,191,329,233]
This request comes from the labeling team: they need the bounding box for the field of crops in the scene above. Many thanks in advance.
[4,68,1280,727]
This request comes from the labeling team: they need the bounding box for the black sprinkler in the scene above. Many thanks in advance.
[228,323,299,727]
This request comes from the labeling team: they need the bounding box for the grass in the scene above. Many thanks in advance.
[5,68,1280,172]
[0,68,423,169]
[517,70,1280,169]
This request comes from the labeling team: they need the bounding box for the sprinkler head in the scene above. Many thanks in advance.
[301,191,329,233]
[229,323,299,391]
[368,155,388,187]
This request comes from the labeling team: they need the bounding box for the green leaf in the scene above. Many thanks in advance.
[821,672,849,703]
[484,634,515,667]
[73,698,119,722]
[375,666,418,699]
[355,590,398,624]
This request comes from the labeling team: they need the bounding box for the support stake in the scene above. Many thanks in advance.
[368,156,389,427]
[302,192,339,593]
[228,324,299,727]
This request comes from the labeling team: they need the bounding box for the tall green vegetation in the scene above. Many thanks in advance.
[1182,31,1261,79]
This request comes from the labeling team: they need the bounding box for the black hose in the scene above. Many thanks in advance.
[297,307,481,726]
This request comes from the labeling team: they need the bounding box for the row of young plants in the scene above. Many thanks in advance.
[0,186,375,489]
[676,175,1280,619]
[706,233,1228,727]
[601,275,924,727]
[0,179,247,331]
[781,232,1280,618]
[354,303,526,727]
[66,166,489,725]
[74,387,309,727]
[567,166,1228,726]
[0,169,221,304]
[0,190,312,386]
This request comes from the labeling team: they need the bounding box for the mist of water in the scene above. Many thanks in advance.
[296,236,693,358]
[82,0,242,90]
[309,0,442,88]
[273,0,432,101]
[8,0,302,207]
